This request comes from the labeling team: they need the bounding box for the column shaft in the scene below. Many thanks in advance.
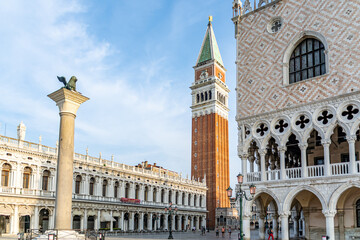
[243,216,251,240]
[348,138,356,174]
[300,144,308,178]
[260,151,266,182]
[280,149,286,180]
[322,141,331,176]
[281,214,289,240]
[54,113,76,229]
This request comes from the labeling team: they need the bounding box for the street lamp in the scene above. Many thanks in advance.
[227,173,256,240]
[165,202,178,239]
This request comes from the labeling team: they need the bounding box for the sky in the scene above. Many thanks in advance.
[0,0,246,189]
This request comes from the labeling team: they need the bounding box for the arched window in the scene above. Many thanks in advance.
[289,38,326,83]
[23,167,32,189]
[201,93,204,102]
[135,185,140,199]
[144,186,148,201]
[1,164,11,187]
[42,170,50,191]
[102,179,107,197]
[175,192,179,204]
[209,91,212,100]
[199,195,202,207]
[168,190,172,203]
[114,181,119,198]
[75,175,82,194]
[89,177,95,195]
[205,92,208,101]
[357,199,360,227]
[153,188,157,202]
[161,189,165,203]
[196,94,200,103]
[188,194,191,206]
[125,183,130,198]
[194,195,197,207]
[182,193,185,205]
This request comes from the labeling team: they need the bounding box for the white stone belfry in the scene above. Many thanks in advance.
[48,88,89,232]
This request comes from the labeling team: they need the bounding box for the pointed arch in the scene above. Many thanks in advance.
[282,185,327,213]
[244,188,281,216]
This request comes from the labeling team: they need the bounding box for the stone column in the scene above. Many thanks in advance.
[119,212,124,231]
[156,215,160,230]
[129,183,135,199]
[12,205,19,234]
[48,88,89,230]
[172,215,175,231]
[347,136,357,174]
[80,215,84,230]
[148,187,153,202]
[129,213,134,231]
[164,215,168,230]
[280,212,290,240]
[243,215,251,240]
[259,150,266,182]
[300,144,308,178]
[97,210,101,230]
[338,210,345,240]
[178,215,182,231]
[148,213,153,231]
[139,185,144,201]
[258,213,265,239]
[190,216,194,229]
[324,210,336,240]
[272,214,278,240]
[120,182,125,198]
[240,154,248,182]
[293,216,299,237]
[110,210,113,231]
[139,212,144,231]
[34,206,39,229]
[322,140,331,176]
[83,209,87,230]
[279,147,286,180]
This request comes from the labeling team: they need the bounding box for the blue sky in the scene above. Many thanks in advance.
[0,0,244,188]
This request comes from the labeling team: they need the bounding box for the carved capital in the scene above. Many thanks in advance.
[258,149,266,156]
[279,211,291,218]
[322,210,337,218]
[299,144,308,150]
[347,135,357,143]
[321,139,331,146]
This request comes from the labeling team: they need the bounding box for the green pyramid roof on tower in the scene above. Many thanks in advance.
[196,19,224,67]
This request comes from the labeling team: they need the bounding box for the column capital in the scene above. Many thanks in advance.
[322,210,337,218]
[347,135,357,143]
[278,146,287,152]
[279,211,291,218]
[258,149,266,156]
[239,153,249,159]
[321,139,331,146]
[48,88,89,116]
[299,143,308,150]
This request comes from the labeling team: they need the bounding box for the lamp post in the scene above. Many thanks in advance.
[227,173,256,240]
[165,202,178,239]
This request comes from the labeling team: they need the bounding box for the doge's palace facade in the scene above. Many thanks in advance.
[232,0,360,239]
[0,123,206,235]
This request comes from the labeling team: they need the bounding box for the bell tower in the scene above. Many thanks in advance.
[190,17,230,229]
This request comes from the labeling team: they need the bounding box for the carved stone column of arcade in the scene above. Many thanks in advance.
[147,213,152,231]
[259,150,266,182]
[272,214,278,239]
[48,88,89,230]
[322,140,331,176]
[347,136,357,174]
[324,210,336,240]
[300,144,308,178]
[280,212,290,240]
[243,214,251,240]
[240,154,248,182]
[258,213,265,239]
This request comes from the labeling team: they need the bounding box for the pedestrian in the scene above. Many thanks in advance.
[216,227,219,238]
[221,226,225,238]
[228,227,232,237]
[268,228,274,240]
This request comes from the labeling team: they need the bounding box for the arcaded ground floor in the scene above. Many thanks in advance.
[0,229,305,239]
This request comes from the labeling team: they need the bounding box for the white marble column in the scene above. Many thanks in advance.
[324,210,336,240]
[34,206,39,229]
[129,212,134,231]
[347,136,357,174]
[148,213,153,231]
[258,214,265,239]
[243,215,251,240]
[259,150,266,181]
[110,210,113,231]
[171,215,175,231]
[12,205,19,234]
[272,214,278,239]
[279,147,286,180]
[178,215,182,231]
[164,215,168,230]
[96,210,101,230]
[108,180,114,199]
[120,182,125,198]
[300,144,308,178]
[241,154,248,182]
[83,209,87,230]
[119,212,124,230]
[190,216,193,229]
[280,212,290,240]
[129,183,135,199]
[322,140,331,176]
[139,185,144,201]
[148,187,153,202]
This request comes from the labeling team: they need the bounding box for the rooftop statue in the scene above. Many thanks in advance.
[57,76,77,92]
